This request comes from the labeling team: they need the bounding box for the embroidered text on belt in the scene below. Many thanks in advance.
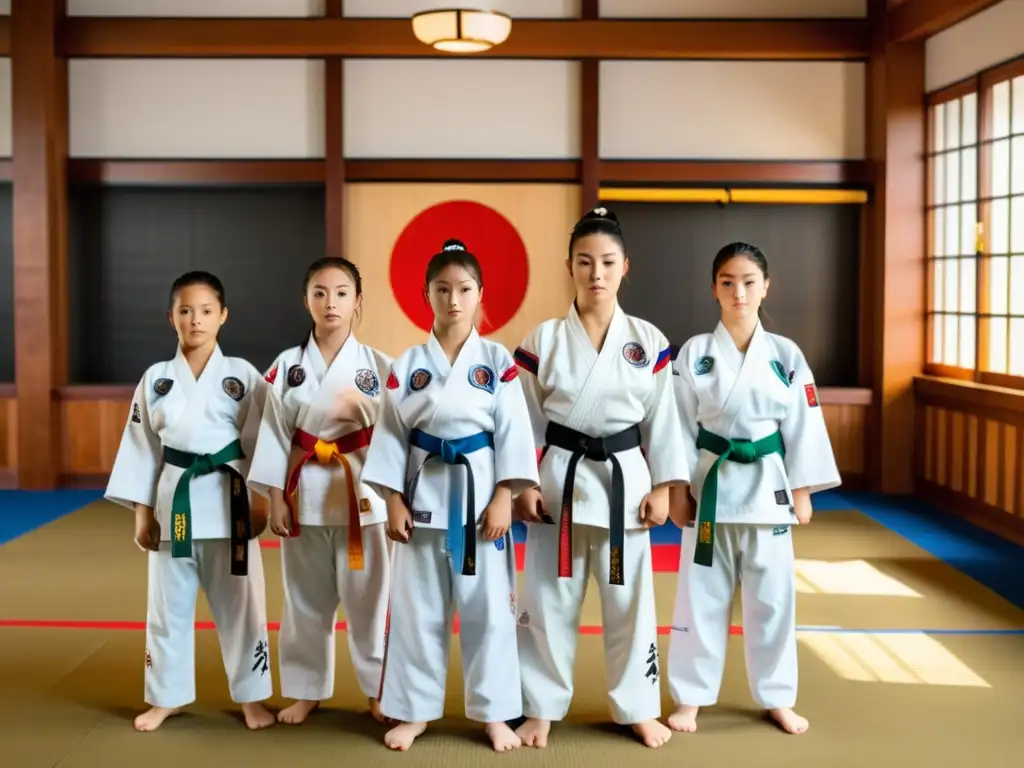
[406,428,494,577]
[285,425,375,571]
[163,440,250,576]
[694,426,785,567]
[543,421,642,587]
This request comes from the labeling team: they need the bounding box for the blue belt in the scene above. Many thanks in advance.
[406,428,495,576]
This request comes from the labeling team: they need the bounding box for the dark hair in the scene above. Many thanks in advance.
[425,239,483,289]
[711,241,771,323]
[300,256,363,351]
[711,241,769,283]
[169,271,226,310]
[568,206,626,260]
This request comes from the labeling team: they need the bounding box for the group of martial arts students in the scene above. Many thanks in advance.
[104,206,841,751]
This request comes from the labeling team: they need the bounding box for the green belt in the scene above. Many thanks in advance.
[163,439,251,576]
[693,426,785,568]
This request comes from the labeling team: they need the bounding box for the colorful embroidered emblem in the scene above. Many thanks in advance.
[287,365,306,388]
[469,364,496,394]
[264,365,278,385]
[694,356,715,376]
[354,368,380,397]
[386,369,399,389]
[500,364,518,383]
[622,341,649,367]
[770,360,790,387]
[804,383,819,408]
[409,368,432,392]
[131,402,142,423]
[222,376,245,401]
[153,378,173,396]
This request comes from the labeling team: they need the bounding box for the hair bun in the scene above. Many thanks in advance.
[441,238,467,253]
[587,207,618,223]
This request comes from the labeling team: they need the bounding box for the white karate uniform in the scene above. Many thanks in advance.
[513,302,690,725]
[668,321,841,710]
[247,332,391,702]
[360,328,539,724]
[105,345,273,710]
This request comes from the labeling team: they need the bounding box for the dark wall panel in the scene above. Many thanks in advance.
[613,202,860,386]
[0,184,12,382]
[68,184,326,384]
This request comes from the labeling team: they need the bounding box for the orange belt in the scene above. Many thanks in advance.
[284,425,374,570]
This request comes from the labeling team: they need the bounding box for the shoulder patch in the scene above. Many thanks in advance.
[264,365,278,385]
[409,368,432,392]
[694,356,715,376]
[770,360,790,387]
[652,346,672,375]
[500,364,518,383]
[468,364,496,394]
[153,378,173,396]
[622,341,649,368]
[513,346,538,376]
[354,368,380,397]
[287,365,306,388]
[385,369,399,390]
[788,369,795,384]
[222,376,245,401]
[131,402,142,423]
[804,383,819,408]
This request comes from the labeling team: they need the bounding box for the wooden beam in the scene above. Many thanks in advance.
[863,0,926,494]
[60,17,870,60]
[579,0,599,213]
[343,159,579,183]
[601,160,871,187]
[67,159,325,185]
[887,0,1002,42]
[0,16,10,56]
[11,0,68,490]
[325,0,345,261]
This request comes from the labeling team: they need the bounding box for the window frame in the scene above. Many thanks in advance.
[924,54,1024,390]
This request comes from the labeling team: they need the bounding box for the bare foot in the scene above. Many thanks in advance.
[768,707,809,734]
[242,702,276,730]
[384,721,427,751]
[278,700,319,725]
[486,722,522,752]
[133,706,181,732]
[631,718,672,748]
[515,718,551,748]
[667,704,699,733]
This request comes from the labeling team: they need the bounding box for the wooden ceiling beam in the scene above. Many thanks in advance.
[887,0,1002,42]
[0,17,10,56]
[60,17,869,60]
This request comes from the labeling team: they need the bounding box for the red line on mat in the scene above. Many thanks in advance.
[0,618,744,636]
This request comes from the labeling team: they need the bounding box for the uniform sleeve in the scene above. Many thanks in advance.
[104,374,162,511]
[236,366,270,480]
[670,343,702,482]
[245,356,292,498]
[779,348,842,494]
[492,349,541,497]
[512,327,547,450]
[640,335,691,487]
[360,361,411,497]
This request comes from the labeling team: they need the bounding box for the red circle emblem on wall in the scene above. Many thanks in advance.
[389,200,530,335]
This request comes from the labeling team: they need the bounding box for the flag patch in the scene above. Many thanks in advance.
[385,370,399,389]
[652,346,672,375]
[264,365,278,385]
[804,383,819,407]
[500,364,518,383]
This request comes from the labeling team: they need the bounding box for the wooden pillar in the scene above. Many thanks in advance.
[864,0,926,494]
[11,0,68,490]
[325,0,345,259]
[580,0,599,213]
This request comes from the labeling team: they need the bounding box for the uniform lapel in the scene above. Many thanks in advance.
[718,320,768,428]
[304,334,328,385]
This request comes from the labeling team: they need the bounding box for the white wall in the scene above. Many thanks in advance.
[926,0,1024,92]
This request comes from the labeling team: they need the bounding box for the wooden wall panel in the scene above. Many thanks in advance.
[914,377,1024,546]
[0,388,16,486]
[53,388,872,490]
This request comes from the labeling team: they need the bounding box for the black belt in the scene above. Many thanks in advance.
[543,421,642,586]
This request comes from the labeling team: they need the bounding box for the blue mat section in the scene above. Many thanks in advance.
[0,490,104,546]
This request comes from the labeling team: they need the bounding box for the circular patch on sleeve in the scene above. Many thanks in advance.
[287,365,306,388]
[354,368,380,397]
[409,368,432,392]
[694,356,715,376]
[468,364,495,394]
[153,378,174,396]
[622,342,649,368]
[222,376,246,401]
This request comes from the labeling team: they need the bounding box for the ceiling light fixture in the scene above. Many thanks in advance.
[411,8,512,54]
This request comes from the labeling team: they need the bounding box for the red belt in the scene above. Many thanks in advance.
[285,425,374,570]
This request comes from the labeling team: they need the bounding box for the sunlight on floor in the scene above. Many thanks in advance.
[799,632,991,687]
[795,559,922,597]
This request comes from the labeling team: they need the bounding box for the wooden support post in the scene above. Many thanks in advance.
[580,0,599,213]
[11,0,68,490]
[325,0,345,260]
